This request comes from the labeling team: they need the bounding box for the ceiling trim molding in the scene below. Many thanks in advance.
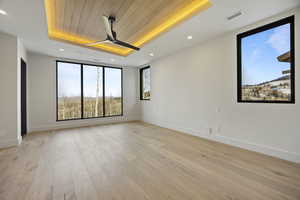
[44,0,212,56]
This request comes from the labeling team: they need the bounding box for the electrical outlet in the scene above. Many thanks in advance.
[209,128,213,135]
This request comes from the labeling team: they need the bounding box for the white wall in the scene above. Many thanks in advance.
[27,52,140,132]
[141,8,300,163]
[0,32,19,148]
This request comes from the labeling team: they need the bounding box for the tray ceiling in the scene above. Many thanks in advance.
[45,0,211,56]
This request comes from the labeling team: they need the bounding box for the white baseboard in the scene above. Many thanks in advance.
[142,120,300,163]
[28,119,138,133]
[0,137,19,149]
[213,134,300,164]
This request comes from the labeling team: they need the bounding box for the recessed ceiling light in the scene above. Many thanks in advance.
[110,58,115,62]
[59,48,65,52]
[149,53,154,57]
[187,35,193,40]
[0,9,7,15]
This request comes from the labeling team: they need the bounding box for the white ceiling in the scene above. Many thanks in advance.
[0,0,299,67]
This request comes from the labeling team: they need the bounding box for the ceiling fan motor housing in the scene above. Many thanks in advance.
[108,16,116,23]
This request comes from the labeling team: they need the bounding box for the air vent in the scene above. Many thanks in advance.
[227,11,242,21]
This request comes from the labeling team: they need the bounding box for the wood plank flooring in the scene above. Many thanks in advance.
[0,122,300,200]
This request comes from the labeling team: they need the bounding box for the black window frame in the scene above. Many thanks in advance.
[140,66,151,100]
[237,15,295,104]
[56,60,123,121]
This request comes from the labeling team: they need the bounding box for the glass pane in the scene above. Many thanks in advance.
[241,23,291,101]
[143,68,151,99]
[83,65,103,118]
[57,62,81,120]
[105,68,122,116]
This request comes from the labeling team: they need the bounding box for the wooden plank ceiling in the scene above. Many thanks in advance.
[45,0,211,56]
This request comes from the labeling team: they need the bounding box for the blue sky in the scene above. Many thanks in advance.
[143,68,151,92]
[242,23,291,85]
[58,63,121,97]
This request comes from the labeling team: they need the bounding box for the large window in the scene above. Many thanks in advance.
[237,16,295,103]
[140,66,151,100]
[57,62,82,120]
[105,68,122,116]
[57,61,123,121]
[83,65,104,118]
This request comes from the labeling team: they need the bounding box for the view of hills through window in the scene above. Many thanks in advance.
[57,62,122,121]
[240,21,293,102]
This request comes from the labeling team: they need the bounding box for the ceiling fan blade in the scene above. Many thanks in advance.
[114,40,140,51]
[85,40,112,46]
[102,15,114,39]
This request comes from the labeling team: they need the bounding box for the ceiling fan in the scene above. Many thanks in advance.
[86,15,140,51]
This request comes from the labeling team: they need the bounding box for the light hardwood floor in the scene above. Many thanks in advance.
[0,122,300,200]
